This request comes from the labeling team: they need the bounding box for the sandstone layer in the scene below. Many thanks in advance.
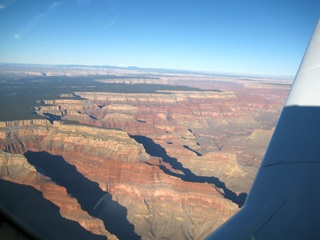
[33,80,288,193]
[0,119,238,239]
[0,148,117,239]
[0,70,290,239]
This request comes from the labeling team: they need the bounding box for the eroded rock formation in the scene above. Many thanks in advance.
[0,120,238,239]
[0,148,117,239]
[0,72,290,239]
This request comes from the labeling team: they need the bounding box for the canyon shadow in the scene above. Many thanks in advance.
[24,150,140,240]
[131,135,247,207]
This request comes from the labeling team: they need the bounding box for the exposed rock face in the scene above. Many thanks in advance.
[0,149,117,239]
[0,72,290,239]
[1,119,147,162]
[33,80,288,194]
[0,120,238,239]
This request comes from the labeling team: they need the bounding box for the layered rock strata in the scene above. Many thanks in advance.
[33,82,288,194]
[0,149,117,239]
[0,120,238,239]
[0,74,290,239]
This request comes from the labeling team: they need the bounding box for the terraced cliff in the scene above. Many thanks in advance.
[0,119,238,239]
[0,72,290,239]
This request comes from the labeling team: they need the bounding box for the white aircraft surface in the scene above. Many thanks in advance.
[207,18,320,239]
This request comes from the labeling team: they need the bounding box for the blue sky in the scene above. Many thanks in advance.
[0,0,319,76]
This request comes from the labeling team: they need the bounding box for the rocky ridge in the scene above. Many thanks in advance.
[33,83,287,187]
[0,148,118,239]
[0,119,238,239]
[0,71,290,239]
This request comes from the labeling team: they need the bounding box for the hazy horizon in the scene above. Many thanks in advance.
[0,61,295,79]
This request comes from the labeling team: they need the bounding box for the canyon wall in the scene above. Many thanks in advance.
[0,72,290,239]
[0,119,238,239]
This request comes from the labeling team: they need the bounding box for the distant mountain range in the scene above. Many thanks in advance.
[0,62,293,80]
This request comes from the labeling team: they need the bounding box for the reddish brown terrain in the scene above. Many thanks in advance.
[0,67,290,239]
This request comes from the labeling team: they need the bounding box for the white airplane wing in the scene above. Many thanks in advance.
[207,19,320,240]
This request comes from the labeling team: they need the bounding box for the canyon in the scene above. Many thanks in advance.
[0,66,291,239]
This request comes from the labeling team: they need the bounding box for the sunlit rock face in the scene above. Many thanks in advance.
[0,120,238,239]
[33,81,288,193]
[0,74,289,239]
[0,149,118,239]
